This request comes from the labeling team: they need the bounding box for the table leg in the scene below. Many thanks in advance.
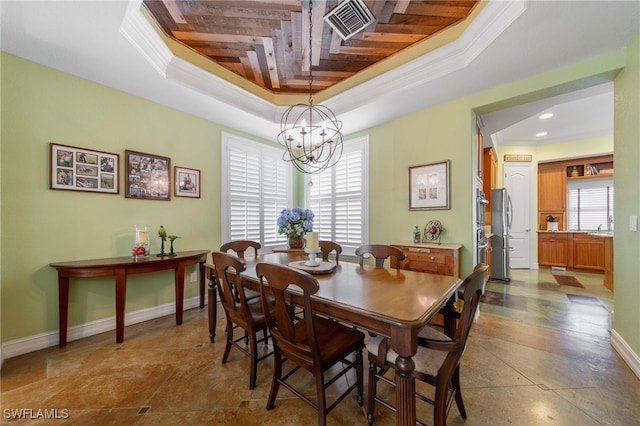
[175,263,185,325]
[207,268,217,343]
[199,261,206,309]
[58,276,70,347]
[390,326,418,426]
[394,355,417,426]
[115,268,126,343]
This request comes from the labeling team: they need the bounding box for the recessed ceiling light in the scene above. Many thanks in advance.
[539,113,554,120]
[536,132,548,137]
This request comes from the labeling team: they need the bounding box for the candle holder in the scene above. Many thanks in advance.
[157,236,167,257]
[167,236,179,257]
[304,247,321,267]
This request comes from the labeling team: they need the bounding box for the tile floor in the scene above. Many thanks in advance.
[1,267,639,425]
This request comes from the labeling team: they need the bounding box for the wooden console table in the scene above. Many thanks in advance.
[50,249,209,346]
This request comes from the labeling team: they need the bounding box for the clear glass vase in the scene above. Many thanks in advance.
[133,225,150,258]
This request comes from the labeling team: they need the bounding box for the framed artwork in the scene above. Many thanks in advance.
[409,160,450,210]
[174,166,200,198]
[125,150,171,200]
[50,143,119,194]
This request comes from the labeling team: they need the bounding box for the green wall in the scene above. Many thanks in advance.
[2,32,639,366]
[613,28,640,356]
[358,98,475,266]
[0,53,263,342]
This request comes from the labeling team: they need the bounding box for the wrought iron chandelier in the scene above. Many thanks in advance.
[277,0,343,174]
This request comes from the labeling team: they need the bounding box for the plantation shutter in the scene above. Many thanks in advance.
[567,179,614,231]
[222,132,291,249]
[306,135,369,256]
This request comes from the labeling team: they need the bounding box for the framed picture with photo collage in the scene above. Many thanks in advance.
[49,143,119,194]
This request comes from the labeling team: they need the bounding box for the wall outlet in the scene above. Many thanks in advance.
[630,215,638,232]
[190,272,198,282]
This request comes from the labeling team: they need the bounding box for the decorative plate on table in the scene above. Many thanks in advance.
[423,220,443,242]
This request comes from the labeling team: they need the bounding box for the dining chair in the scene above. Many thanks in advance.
[220,240,261,258]
[255,262,365,426]
[365,264,489,426]
[318,240,342,263]
[211,251,273,390]
[219,240,262,301]
[355,244,406,268]
[434,263,489,338]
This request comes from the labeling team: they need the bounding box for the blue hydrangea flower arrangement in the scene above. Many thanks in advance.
[277,207,314,238]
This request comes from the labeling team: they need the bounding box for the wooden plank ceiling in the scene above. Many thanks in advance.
[143,0,479,95]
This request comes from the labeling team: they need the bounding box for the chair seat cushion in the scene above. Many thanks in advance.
[365,326,451,376]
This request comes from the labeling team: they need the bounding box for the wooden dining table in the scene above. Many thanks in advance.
[206,252,462,426]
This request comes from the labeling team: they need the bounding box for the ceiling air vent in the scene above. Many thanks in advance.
[324,0,375,41]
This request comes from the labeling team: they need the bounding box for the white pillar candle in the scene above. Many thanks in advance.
[305,231,318,249]
[135,226,149,243]
[137,231,148,243]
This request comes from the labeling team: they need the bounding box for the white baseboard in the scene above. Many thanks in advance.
[611,328,640,380]
[1,296,204,360]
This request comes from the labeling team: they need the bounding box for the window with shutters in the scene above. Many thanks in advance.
[567,178,614,231]
[305,135,369,256]
[221,132,292,251]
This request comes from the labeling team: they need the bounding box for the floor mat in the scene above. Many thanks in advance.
[553,274,584,288]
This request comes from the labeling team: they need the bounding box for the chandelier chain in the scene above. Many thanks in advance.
[308,0,313,106]
[276,0,343,175]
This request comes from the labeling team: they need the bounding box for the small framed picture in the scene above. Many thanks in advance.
[174,166,200,198]
[409,160,450,210]
[125,150,171,200]
[50,143,119,194]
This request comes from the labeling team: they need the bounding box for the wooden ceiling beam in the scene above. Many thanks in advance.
[172,31,260,44]
[261,37,280,89]
[360,31,426,43]
[393,0,411,15]
[161,0,186,24]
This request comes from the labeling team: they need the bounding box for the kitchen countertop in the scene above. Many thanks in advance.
[537,230,614,237]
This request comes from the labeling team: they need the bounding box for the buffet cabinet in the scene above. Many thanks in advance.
[391,242,462,278]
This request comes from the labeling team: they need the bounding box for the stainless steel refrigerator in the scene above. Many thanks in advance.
[491,188,512,281]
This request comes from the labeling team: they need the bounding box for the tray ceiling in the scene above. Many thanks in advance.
[143,0,480,95]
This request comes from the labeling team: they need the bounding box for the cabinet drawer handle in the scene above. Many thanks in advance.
[430,256,435,260]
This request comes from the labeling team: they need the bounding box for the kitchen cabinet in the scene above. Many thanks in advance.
[565,155,614,179]
[538,232,569,267]
[537,155,613,231]
[483,147,497,225]
[538,163,566,230]
[571,233,605,270]
[603,236,613,291]
[538,232,605,271]
[391,242,461,278]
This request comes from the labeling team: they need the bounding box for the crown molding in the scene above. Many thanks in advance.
[326,0,527,115]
